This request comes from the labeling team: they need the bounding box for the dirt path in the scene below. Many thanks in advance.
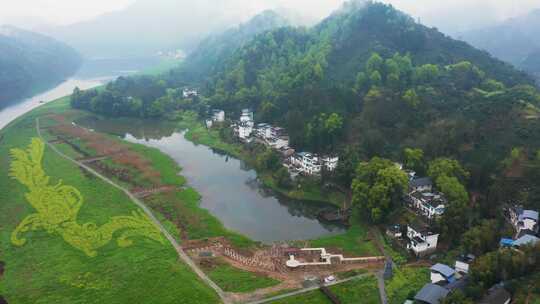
[36,118,231,304]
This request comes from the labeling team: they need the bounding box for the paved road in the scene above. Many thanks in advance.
[248,273,371,304]
[370,227,390,304]
[36,118,230,304]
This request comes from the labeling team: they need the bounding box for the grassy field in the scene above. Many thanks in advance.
[269,276,380,304]
[0,99,220,303]
[202,259,280,293]
[385,266,430,304]
[309,213,380,257]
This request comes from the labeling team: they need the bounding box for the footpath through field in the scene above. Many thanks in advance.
[36,118,231,304]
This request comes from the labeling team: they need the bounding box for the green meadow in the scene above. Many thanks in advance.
[0,99,220,303]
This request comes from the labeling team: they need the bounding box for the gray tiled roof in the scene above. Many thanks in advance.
[430,263,455,278]
[414,284,450,304]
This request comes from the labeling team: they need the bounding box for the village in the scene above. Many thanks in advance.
[205,106,339,179]
[201,102,540,304]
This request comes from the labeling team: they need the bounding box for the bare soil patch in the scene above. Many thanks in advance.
[48,119,161,185]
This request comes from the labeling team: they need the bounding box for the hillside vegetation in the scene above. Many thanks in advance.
[0,26,81,108]
[71,1,540,187]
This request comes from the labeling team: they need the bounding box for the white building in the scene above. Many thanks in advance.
[454,254,475,274]
[430,263,456,284]
[406,224,439,256]
[238,122,254,140]
[509,207,539,236]
[408,191,446,219]
[240,109,254,123]
[322,156,339,171]
[291,152,322,175]
[183,88,198,98]
[289,152,339,176]
[212,110,225,122]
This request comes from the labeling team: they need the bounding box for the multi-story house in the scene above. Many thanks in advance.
[408,191,447,219]
[406,224,439,256]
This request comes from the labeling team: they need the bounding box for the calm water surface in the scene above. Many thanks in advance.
[77,117,345,242]
[0,78,109,130]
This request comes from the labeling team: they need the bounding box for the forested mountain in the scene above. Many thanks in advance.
[71,1,540,189]
[170,10,289,83]
[0,25,81,108]
[459,9,540,81]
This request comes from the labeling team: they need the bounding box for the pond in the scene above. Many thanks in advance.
[77,116,346,243]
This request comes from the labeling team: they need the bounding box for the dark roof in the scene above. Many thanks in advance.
[410,177,433,188]
[445,276,469,291]
[479,286,511,304]
[414,284,450,304]
[430,263,455,278]
[517,229,537,239]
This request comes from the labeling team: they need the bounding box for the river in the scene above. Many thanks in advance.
[0,77,110,131]
[76,116,346,243]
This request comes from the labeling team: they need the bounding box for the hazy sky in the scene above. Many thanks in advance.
[1,0,540,32]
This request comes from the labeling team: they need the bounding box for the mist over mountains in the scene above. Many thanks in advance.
[459,9,540,81]
[0,25,81,108]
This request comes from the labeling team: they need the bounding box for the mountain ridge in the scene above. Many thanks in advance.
[0,25,81,108]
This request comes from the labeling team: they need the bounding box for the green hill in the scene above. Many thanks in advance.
[71,1,540,187]
[0,26,81,108]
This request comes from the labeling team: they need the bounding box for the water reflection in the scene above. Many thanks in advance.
[76,116,345,242]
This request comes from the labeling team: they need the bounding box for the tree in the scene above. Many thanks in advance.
[414,64,440,84]
[274,167,293,189]
[402,89,421,108]
[403,148,424,173]
[352,157,408,222]
[436,175,468,204]
[366,52,384,76]
[428,158,470,183]
[461,220,501,256]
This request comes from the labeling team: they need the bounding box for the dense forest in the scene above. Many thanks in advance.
[0,25,81,108]
[73,1,540,186]
[70,1,540,301]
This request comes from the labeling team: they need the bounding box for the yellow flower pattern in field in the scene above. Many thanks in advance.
[10,138,165,257]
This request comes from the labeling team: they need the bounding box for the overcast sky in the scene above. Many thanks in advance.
[1,0,540,32]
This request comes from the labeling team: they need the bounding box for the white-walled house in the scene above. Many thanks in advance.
[322,156,339,171]
[430,263,456,284]
[454,254,475,274]
[238,122,254,140]
[408,191,447,219]
[509,207,539,235]
[291,152,322,175]
[240,109,254,123]
[183,88,198,98]
[212,110,225,122]
[289,153,339,176]
[406,224,439,256]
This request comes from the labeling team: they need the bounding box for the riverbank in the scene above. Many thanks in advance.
[178,112,347,208]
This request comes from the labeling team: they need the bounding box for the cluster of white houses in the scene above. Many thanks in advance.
[500,206,540,249]
[386,166,449,258]
[207,108,340,177]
